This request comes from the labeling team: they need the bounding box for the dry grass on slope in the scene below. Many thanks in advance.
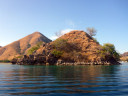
[0,32,51,60]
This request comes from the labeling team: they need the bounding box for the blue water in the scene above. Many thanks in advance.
[0,63,128,96]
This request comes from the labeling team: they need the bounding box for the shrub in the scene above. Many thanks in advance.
[27,41,43,55]
[27,46,39,55]
[52,38,82,61]
[52,38,68,50]
[52,38,80,52]
[15,55,23,59]
[51,50,63,57]
[98,43,120,61]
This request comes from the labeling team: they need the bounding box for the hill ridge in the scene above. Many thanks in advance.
[0,32,51,60]
[12,30,120,65]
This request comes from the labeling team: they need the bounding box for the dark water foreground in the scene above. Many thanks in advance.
[0,63,128,96]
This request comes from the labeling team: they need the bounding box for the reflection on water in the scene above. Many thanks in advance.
[0,63,128,95]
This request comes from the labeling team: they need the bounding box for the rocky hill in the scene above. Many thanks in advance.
[121,52,128,57]
[0,32,51,60]
[12,30,120,65]
[120,52,128,61]
[58,30,101,62]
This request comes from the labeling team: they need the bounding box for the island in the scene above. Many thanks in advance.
[11,30,120,65]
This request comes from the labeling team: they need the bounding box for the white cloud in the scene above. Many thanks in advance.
[50,35,58,40]
[60,29,74,34]
[50,29,74,40]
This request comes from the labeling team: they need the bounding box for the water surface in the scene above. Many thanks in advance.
[0,63,128,96]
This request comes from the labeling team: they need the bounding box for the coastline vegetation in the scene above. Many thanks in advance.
[52,29,120,62]
[0,60,10,63]
[52,39,120,62]
[98,43,120,61]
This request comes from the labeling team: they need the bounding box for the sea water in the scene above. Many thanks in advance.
[0,63,128,96]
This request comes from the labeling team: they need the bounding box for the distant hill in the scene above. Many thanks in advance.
[121,52,128,57]
[120,52,128,61]
[0,32,51,60]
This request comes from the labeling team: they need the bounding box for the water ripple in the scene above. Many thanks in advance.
[0,63,128,96]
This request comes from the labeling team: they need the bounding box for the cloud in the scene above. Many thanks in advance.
[50,35,58,40]
[50,29,74,40]
[60,29,74,34]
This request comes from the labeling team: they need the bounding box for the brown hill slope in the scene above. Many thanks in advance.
[121,52,128,57]
[0,32,51,60]
[36,30,102,62]
[120,52,128,61]
[12,30,119,65]
[55,30,101,61]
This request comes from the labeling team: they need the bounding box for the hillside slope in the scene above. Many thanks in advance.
[36,30,115,63]
[121,52,128,57]
[0,32,51,60]
[120,52,128,61]
[58,30,101,61]
[12,30,119,65]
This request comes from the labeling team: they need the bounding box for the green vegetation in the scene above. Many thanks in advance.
[52,39,68,58]
[52,39,68,50]
[51,49,63,57]
[27,41,43,55]
[0,60,10,63]
[52,38,84,61]
[15,55,23,59]
[27,46,39,55]
[99,43,120,60]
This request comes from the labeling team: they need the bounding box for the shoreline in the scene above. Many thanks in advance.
[12,61,121,65]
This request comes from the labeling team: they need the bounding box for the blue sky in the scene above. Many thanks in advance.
[0,0,127,53]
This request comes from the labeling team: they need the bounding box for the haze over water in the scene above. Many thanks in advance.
[0,63,128,96]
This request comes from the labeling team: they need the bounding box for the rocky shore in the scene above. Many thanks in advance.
[11,53,120,65]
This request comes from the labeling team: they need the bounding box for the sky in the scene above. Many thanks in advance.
[0,0,127,53]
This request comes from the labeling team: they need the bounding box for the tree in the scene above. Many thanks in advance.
[86,27,97,37]
[99,43,120,61]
